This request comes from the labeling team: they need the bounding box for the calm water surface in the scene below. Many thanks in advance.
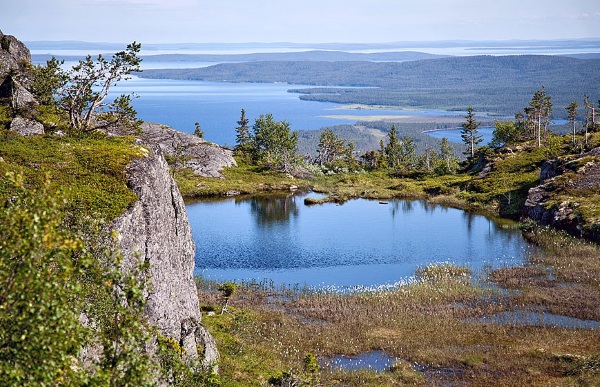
[110,77,468,146]
[188,192,533,289]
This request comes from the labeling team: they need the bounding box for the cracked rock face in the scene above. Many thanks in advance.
[113,141,219,368]
[0,32,30,79]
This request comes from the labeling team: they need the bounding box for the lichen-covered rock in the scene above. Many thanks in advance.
[0,31,31,79]
[10,116,44,136]
[113,141,219,368]
[0,32,37,110]
[137,122,236,178]
[524,147,600,242]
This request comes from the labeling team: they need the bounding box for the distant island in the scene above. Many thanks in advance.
[139,55,600,119]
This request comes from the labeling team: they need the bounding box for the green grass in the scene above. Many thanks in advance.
[0,130,145,222]
[176,161,312,199]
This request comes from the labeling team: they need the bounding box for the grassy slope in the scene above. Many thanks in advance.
[0,130,146,223]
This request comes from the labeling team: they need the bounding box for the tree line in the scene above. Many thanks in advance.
[232,87,599,178]
[232,108,460,177]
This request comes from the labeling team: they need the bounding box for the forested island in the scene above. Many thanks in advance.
[140,55,600,118]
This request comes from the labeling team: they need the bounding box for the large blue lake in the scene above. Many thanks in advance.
[111,76,470,147]
[188,193,533,289]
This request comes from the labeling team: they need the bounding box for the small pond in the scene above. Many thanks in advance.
[321,351,398,373]
[477,308,600,329]
[188,192,534,289]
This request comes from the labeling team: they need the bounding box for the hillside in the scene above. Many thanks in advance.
[140,55,600,118]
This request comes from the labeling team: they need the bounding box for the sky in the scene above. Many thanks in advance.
[2,0,600,44]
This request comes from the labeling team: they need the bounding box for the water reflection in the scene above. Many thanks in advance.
[187,192,535,288]
[245,193,299,227]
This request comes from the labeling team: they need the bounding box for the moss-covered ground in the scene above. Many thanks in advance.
[0,130,145,223]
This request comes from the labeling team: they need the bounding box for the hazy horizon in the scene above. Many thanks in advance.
[3,1,599,45]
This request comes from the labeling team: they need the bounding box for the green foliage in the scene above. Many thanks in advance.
[0,133,142,222]
[234,109,251,160]
[566,101,579,145]
[27,57,68,106]
[315,128,347,165]
[303,353,319,374]
[490,120,520,149]
[29,42,142,133]
[436,137,459,174]
[525,86,553,147]
[0,174,90,385]
[251,113,300,173]
[219,282,237,298]
[0,105,13,130]
[194,121,204,139]
[0,160,211,385]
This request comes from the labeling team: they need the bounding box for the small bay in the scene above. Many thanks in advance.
[189,192,534,289]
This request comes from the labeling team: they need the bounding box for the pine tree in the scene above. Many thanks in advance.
[526,86,552,147]
[234,108,251,158]
[384,124,401,169]
[460,106,482,159]
[316,129,346,166]
[251,113,299,173]
[438,137,458,174]
[193,121,204,139]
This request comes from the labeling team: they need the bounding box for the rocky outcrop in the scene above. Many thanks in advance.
[113,141,219,368]
[524,147,600,242]
[135,122,236,178]
[0,32,37,110]
[1,33,220,370]
[0,31,30,78]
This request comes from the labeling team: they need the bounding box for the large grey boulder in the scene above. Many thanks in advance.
[0,33,37,110]
[138,122,236,178]
[0,32,31,79]
[113,141,219,368]
[10,116,44,136]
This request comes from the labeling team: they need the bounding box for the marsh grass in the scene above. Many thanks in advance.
[199,236,600,386]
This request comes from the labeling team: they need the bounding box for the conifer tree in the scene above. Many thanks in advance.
[316,129,346,166]
[460,106,482,159]
[384,124,401,169]
[526,86,552,147]
[193,121,204,138]
[234,108,251,158]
